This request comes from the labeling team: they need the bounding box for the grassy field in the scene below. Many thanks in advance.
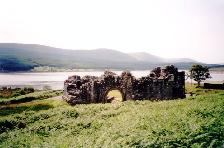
[0,90,63,105]
[0,85,224,147]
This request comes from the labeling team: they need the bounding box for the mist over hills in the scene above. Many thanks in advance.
[128,52,198,64]
[0,43,219,72]
[128,52,164,63]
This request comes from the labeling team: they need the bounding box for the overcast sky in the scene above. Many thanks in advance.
[0,0,223,63]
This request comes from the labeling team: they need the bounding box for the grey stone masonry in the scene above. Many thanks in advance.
[63,65,185,105]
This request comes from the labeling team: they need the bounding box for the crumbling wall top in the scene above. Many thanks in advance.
[63,65,185,105]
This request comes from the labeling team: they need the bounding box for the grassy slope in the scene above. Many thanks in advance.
[0,86,224,147]
[0,90,63,105]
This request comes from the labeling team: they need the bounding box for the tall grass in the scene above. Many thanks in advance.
[0,86,223,147]
[0,90,63,105]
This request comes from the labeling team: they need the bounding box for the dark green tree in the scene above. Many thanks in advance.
[190,64,211,87]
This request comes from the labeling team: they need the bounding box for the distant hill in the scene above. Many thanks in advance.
[128,52,164,63]
[164,58,197,63]
[128,52,197,64]
[0,43,216,72]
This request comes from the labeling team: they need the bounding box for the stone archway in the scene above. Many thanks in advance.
[104,88,124,103]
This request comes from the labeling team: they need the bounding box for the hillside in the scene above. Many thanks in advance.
[0,85,224,147]
[0,43,206,72]
[128,52,164,63]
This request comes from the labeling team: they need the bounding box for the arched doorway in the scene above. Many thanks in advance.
[105,88,124,103]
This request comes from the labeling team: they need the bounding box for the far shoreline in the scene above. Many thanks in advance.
[0,69,224,74]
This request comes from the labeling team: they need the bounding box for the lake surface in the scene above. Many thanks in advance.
[0,71,223,90]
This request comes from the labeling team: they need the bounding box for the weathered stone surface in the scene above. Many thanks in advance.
[63,65,185,105]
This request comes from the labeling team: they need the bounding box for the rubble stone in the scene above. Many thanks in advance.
[63,65,185,105]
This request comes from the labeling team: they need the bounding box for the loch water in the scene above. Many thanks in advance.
[0,71,223,90]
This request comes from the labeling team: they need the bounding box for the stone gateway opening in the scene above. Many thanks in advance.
[106,89,124,103]
[63,65,185,105]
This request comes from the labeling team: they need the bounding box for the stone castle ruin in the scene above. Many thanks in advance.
[63,65,185,105]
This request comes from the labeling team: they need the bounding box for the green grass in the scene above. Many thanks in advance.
[185,83,224,96]
[0,86,224,147]
[0,90,63,105]
[0,87,35,99]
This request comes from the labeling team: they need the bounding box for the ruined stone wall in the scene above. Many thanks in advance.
[63,65,185,105]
